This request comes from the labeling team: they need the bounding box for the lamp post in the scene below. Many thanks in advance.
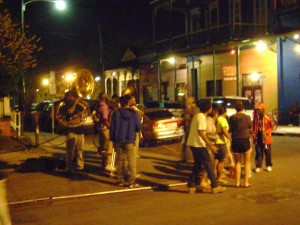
[20,0,66,96]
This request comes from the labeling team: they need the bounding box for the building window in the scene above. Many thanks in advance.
[254,0,266,24]
[161,82,168,101]
[209,1,219,28]
[206,80,222,97]
[175,83,186,102]
[233,0,241,23]
[191,14,201,31]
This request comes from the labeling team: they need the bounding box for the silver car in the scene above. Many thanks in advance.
[197,96,254,120]
[140,108,185,146]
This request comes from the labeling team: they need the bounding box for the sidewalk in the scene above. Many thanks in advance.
[1,125,299,206]
[272,125,300,136]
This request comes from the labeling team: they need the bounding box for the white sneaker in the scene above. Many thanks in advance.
[255,167,262,173]
[266,166,272,172]
[212,186,226,194]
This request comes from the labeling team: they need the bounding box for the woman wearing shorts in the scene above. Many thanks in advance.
[229,100,252,188]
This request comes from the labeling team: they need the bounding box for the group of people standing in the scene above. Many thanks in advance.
[59,90,142,188]
[183,97,274,194]
[59,90,274,193]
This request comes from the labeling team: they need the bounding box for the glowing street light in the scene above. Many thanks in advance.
[42,78,49,86]
[255,40,267,52]
[65,73,75,89]
[21,0,67,34]
[251,72,260,82]
[55,0,66,10]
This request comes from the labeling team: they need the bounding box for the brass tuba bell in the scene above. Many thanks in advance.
[75,69,95,98]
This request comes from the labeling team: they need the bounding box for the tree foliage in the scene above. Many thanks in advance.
[0,9,42,97]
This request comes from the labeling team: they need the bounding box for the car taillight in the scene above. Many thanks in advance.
[177,119,184,127]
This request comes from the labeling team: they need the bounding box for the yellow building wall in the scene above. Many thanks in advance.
[193,47,278,113]
[240,48,278,114]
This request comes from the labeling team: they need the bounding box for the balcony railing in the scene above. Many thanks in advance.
[153,22,272,55]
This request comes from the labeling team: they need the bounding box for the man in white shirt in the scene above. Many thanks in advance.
[187,100,226,194]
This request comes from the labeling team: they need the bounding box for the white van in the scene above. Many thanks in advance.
[196,96,254,119]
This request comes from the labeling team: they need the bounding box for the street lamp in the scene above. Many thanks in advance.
[20,0,66,96]
[21,0,66,34]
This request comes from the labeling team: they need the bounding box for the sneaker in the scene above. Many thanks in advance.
[188,187,196,194]
[212,186,226,194]
[217,178,228,184]
[116,181,126,187]
[255,167,262,173]
[196,186,204,193]
[128,183,139,188]
[266,166,272,172]
[199,180,211,189]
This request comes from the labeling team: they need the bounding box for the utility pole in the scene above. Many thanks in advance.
[98,23,104,76]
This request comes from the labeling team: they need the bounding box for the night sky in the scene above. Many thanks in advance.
[2,0,153,74]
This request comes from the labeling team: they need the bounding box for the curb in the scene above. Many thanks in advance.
[272,133,300,137]
[8,182,187,206]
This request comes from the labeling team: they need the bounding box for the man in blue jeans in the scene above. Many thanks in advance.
[187,99,226,194]
[110,94,142,187]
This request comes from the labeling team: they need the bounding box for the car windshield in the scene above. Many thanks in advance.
[144,101,185,109]
[35,102,51,111]
[145,110,174,120]
[213,98,253,110]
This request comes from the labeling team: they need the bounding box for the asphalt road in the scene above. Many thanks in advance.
[5,135,300,225]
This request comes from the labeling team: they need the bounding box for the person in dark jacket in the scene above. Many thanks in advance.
[110,94,142,187]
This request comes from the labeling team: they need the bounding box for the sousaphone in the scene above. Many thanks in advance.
[56,69,94,128]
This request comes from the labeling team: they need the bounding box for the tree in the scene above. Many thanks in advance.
[0,9,42,98]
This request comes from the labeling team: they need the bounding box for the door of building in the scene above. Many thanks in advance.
[161,82,168,101]
[242,85,262,106]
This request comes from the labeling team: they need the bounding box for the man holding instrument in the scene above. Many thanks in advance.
[58,90,90,175]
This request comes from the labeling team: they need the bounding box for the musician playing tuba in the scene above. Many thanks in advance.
[58,90,90,174]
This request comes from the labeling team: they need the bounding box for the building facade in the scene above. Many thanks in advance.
[136,0,300,124]
[101,0,299,124]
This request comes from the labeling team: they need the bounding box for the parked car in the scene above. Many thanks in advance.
[196,96,254,119]
[32,99,97,133]
[140,108,185,146]
[143,100,185,118]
